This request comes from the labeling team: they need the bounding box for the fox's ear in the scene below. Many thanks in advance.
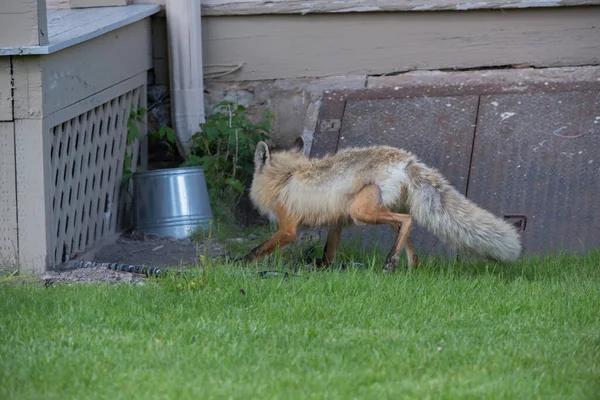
[289,136,305,153]
[254,141,270,170]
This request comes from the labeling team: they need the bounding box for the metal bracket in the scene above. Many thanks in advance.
[320,119,341,132]
[504,215,527,232]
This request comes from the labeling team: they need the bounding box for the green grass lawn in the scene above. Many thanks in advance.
[1,247,599,400]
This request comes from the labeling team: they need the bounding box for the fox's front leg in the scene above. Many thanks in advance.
[244,205,301,263]
[303,225,343,268]
[320,225,342,267]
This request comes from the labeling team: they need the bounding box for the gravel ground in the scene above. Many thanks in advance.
[42,266,148,286]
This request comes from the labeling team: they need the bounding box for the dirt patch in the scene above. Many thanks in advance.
[39,231,228,285]
[14,229,327,286]
[92,231,226,268]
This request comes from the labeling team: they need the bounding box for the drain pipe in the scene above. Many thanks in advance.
[166,0,205,157]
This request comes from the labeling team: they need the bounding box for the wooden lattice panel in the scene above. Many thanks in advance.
[48,87,142,267]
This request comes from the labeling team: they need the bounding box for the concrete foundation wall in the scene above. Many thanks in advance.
[145,6,600,149]
[147,76,367,157]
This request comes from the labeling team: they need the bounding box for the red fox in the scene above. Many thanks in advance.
[241,137,522,272]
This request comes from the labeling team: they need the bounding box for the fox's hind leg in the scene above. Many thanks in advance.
[348,184,414,273]
[244,204,301,262]
[383,227,418,273]
[404,237,419,269]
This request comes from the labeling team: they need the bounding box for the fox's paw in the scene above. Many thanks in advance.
[409,255,420,270]
[382,253,401,273]
[302,246,328,269]
[226,253,248,264]
[382,263,397,274]
[302,245,317,264]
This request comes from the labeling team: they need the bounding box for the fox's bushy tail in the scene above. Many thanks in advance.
[407,164,522,262]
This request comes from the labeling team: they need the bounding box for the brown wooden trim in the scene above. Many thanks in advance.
[201,0,600,16]
[200,8,600,81]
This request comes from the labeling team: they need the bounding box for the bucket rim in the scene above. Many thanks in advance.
[132,166,205,179]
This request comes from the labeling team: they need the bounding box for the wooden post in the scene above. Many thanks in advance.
[166,0,205,156]
[0,0,48,47]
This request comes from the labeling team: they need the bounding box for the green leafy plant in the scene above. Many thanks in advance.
[148,125,178,163]
[183,101,272,207]
[124,101,273,224]
[123,106,146,184]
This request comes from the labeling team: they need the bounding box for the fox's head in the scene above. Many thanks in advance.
[252,136,306,175]
[249,137,306,219]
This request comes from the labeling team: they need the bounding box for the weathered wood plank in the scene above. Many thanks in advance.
[47,0,71,9]
[0,4,160,55]
[48,0,133,8]
[133,0,166,7]
[14,118,52,273]
[12,56,44,119]
[201,7,600,81]
[71,0,132,7]
[43,72,147,128]
[199,0,600,15]
[0,58,12,121]
[0,122,18,271]
[13,20,152,118]
[0,0,48,47]
[133,0,600,14]
[47,6,142,39]
[43,19,152,116]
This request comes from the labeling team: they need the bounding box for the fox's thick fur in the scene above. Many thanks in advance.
[247,138,522,267]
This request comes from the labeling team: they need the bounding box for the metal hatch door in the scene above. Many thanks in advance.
[468,91,600,255]
[310,90,479,258]
[310,79,600,259]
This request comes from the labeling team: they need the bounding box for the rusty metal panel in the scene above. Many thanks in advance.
[310,92,346,158]
[310,79,600,158]
[468,91,600,255]
[321,95,479,258]
[339,96,479,184]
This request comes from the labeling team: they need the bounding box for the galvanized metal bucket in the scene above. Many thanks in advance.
[132,166,213,238]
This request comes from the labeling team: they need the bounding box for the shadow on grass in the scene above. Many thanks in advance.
[224,233,600,284]
[191,217,600,285]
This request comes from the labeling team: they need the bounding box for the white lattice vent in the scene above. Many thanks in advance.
[49,87,142,268]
